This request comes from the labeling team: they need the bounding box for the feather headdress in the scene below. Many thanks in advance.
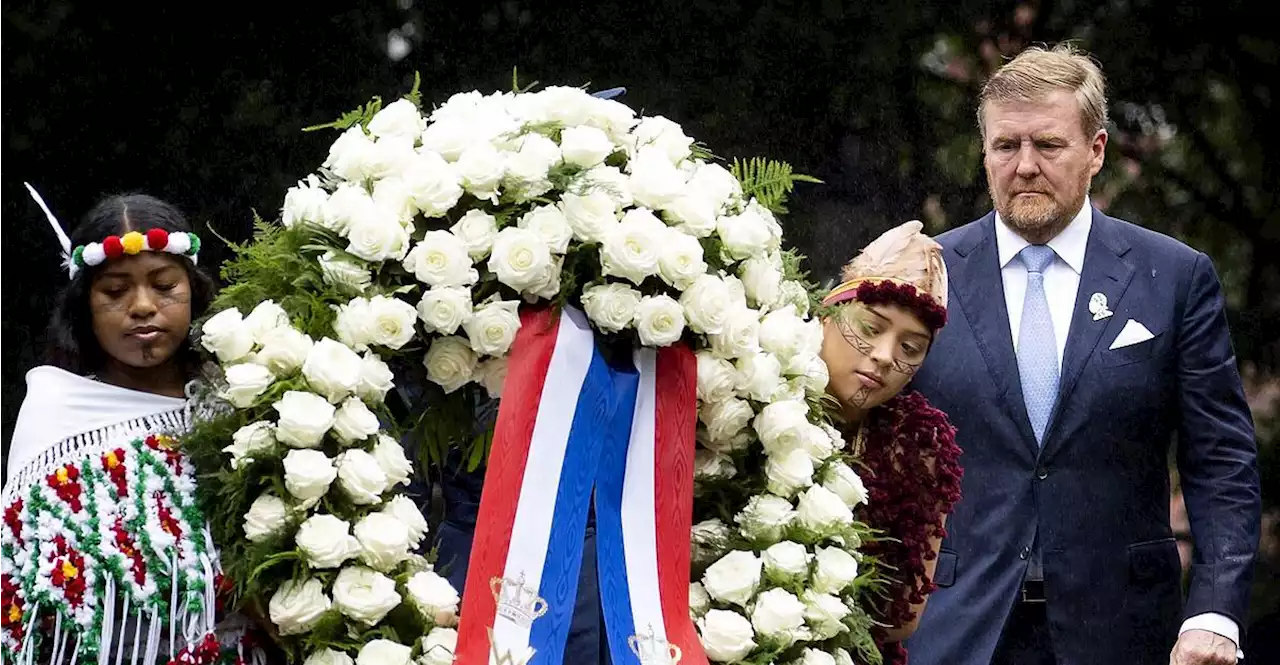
[823,220,949,331]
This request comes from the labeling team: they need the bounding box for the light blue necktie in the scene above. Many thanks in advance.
[1017,245,1059,445]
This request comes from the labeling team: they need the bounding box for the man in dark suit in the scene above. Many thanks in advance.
[905,44,1260,665]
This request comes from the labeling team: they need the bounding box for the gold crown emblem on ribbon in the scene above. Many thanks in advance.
[485,628,537,665]
[490,573,549,628]
[628,624,683,665]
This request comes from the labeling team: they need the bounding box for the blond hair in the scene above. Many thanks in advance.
[978,43,1109,139]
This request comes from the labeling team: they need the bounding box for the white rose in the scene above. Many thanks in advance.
[628,148,687,210]
[792,355,829,395]
[796,648,838,665]
[504,133,561,196]
[687,162,742,211]
[368,98,426,140]
[680,275,737,336]
[354,512,411,572]
[332,298,376,352]
[699,397,754,445]
[708,307,762,360]
[255,326,314,376]
[283,449,337,501]
[518,204,574,254]
[269,577,331,636]
[223,421,277,470]
[833,649,855,665]
[371,433,414,488]
[365,136,419,181]
[416,286,473,336]
[559,191,619,243]
[581,282,642,333]
[367,294,419,350]
[585,96,640,141]
[662,193,718,238]
[632,115,693,164]
[694,448,737,482]
[455,143,505,200]
[356,640,411,665]
[753,400,813,456]
[702,429,755,455]
[583,164,634,209]
[463,299,521,356]
[736,352,783,403]
[403,151,464,218]
[698,610,756,663]
[243,300,290,344]
[766,448,815,498]
[689,582,711,618]
[382,494,429,546]
[801,590,851,641]
[822,463,869,509]
[701,550,762,607]
[357,351,395,404]
[758,306,814,369]
[796,485,854,532]
[762,541,811,582]
[346,207,412,262]
[657,229,707,290]
[488,227,553,292]
[692,518,733,566]
[779,279,812,317]
[282,175,329,229]
[222,362,274,409]
[297,514,360,569]
[243,494,289,543]
[526,254,564,301]
[419,627,458,665]
[559,125,615,167]
[336,449,390,505]
[735,494,796,543]
[420,118,475,162]
[403,230,478,288]
[200,308,253,363]
[302,337,364,403]
[716,206,774,262]
[695,351,739,403]
[274,391,336,449]
[739,255,784,310]
[332,397,380,445]
[449,209,499,259]
[811,546,859,595]
[325,127,376,182]
[424,336,478,393]
[475,356,508,398]
[319,251,373,293]
[333,566,401,625]
[372,177,417,226]
[323,184,375,235]
[599,209,662,285]
[303,649,354,665]
[406,570,461,626]
[750,587,805,641]
[633,294,685,347]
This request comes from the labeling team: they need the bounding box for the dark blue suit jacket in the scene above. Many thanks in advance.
[904,209,1260,664]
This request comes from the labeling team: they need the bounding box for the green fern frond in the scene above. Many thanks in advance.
[731,157,823,215]
[302,96,385,133]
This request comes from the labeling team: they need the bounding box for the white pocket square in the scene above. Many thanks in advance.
[1109,319,1155,350]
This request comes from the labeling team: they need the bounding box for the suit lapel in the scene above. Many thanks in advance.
[1043,210,1135,451]
[949,214,1040,453]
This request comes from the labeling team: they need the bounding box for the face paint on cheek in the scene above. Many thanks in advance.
[890,357,922,377]
[849,384,874,407]
[837,319,876,357]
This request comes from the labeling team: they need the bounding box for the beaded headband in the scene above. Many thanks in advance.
[25,182,201,278]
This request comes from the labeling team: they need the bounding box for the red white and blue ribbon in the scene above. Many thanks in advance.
[596,347,708,665]
[454,306,706,665]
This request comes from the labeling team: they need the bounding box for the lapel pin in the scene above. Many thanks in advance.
[1089,292,1113,321]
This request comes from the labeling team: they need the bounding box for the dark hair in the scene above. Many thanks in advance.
[45,194,216,376]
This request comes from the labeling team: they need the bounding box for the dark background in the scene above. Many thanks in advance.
[5,0,1279,637]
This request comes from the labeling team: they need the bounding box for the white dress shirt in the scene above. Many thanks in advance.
[994,199,1241,654]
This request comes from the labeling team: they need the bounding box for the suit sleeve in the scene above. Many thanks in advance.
[1175,252,1261,625]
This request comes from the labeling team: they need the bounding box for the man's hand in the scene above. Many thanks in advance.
[1170,629,1237,665]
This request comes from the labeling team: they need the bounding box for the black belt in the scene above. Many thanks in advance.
[1020,580,1046,604]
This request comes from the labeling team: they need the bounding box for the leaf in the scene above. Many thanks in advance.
[731,157,823,215]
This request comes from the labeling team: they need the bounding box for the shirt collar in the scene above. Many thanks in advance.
[995,197,1093,274]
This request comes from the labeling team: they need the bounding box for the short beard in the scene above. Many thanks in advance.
[989,174,1090,244]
